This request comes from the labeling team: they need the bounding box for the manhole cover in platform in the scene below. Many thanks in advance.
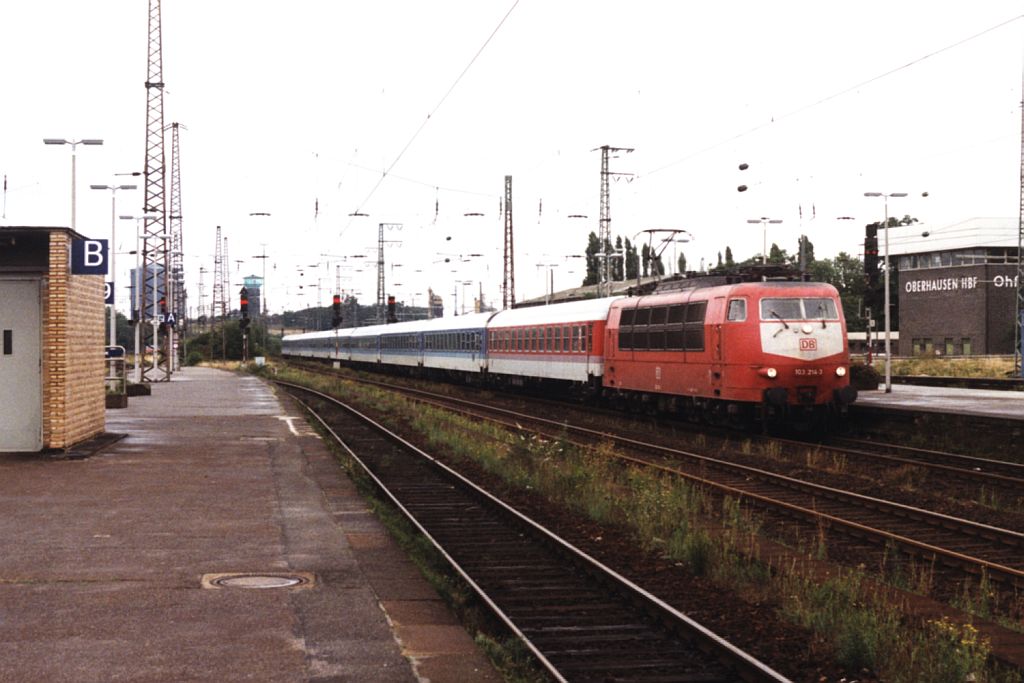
[201,572,315,590]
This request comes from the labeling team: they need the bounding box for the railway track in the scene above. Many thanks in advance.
[274,380,789,683]
[286,358,1024,493]
[822,435,1024,484]
[298,368,1024,591]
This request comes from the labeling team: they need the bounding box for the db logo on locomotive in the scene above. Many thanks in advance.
[799,338,817,351]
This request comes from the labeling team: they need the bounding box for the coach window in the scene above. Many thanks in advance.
[727,299,746,322]
[553,326,561,352]
[585,324,592,353]
[562,326,570,351]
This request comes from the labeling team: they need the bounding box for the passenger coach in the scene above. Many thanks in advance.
[486,297,621,390]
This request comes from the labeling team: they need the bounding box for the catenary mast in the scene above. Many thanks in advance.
[502,175,515,309]
[140,0,171,381]
[168,122,186,369]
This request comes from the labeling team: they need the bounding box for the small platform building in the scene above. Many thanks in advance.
[0,226,106,452]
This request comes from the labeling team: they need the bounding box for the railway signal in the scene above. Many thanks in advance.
[864,223,879,288]
[386,295,397,323]
[332,294,342,328]
[239,287,250,331]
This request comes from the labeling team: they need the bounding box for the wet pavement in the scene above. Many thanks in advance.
[0,366,500,683]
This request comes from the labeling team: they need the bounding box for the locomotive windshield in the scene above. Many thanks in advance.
[760,297,838,320]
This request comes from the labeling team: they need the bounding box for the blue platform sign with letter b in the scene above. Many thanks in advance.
[71,239,108,275]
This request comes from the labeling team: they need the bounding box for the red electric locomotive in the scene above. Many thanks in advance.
[603,277,856,427]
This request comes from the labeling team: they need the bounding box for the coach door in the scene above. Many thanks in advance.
[0,279,43,451]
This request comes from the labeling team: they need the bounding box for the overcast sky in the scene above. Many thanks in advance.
[1,1,1021,315]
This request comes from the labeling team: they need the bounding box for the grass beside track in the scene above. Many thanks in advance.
[265,362,1021,683]
[891,356,1016,378]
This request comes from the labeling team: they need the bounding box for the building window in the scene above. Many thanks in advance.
[944,338,954,356]
[961,338,972,355]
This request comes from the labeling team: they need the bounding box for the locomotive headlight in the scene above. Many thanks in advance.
[835,366,847,377]
[758,367,778,379]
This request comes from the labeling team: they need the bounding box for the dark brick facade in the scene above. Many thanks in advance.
[897,265,1019,356]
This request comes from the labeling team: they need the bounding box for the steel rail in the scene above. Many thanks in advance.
[337,375,1024,589]
[275,380,790,683]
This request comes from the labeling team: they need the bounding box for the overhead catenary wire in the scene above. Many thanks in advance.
[341,0,520,237]
[644,13,1024,178]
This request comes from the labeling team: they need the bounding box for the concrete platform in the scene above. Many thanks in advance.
[855,382,1024,421]
[0,366,501,683]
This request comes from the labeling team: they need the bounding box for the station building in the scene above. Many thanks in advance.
[888,217,1021,356]
[0,226,106,452]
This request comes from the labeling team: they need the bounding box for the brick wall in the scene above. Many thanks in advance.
[43,232,105,449]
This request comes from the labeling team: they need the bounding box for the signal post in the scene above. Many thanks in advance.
[239,287,250,362]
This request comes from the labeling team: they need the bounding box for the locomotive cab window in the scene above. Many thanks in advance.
[760,297,837,320]
[804,298,838,320]
[727,299,746,321]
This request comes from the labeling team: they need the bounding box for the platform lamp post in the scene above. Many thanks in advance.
[42,138,104,230]
[91,183,137,347]
[120,214,158,383]
[746,217,783,265]
[863,192,907,394]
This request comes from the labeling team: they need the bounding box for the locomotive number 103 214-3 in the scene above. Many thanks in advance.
[794,367,824,376]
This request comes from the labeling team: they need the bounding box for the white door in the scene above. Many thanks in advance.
[0,279,42,451]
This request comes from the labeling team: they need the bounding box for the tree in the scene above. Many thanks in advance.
[613,236,624,281]
[582,232,601,286]
[677,252,687,274]
[725,246,735,267]
[640,243,651,277]
[651,251,665,276]
[624,238,638,280]
[796,235,815,269]
[717,251,723,268]
[768,242,788,265]
[807,251,867,332]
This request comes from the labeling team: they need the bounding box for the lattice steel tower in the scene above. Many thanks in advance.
[376,223,402,323]
[593,145,634,296]
[377,223,385,321]
[502,175,515,309]
[211,226,225,323]
[168,122,186,341]
[140,0,171,381]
